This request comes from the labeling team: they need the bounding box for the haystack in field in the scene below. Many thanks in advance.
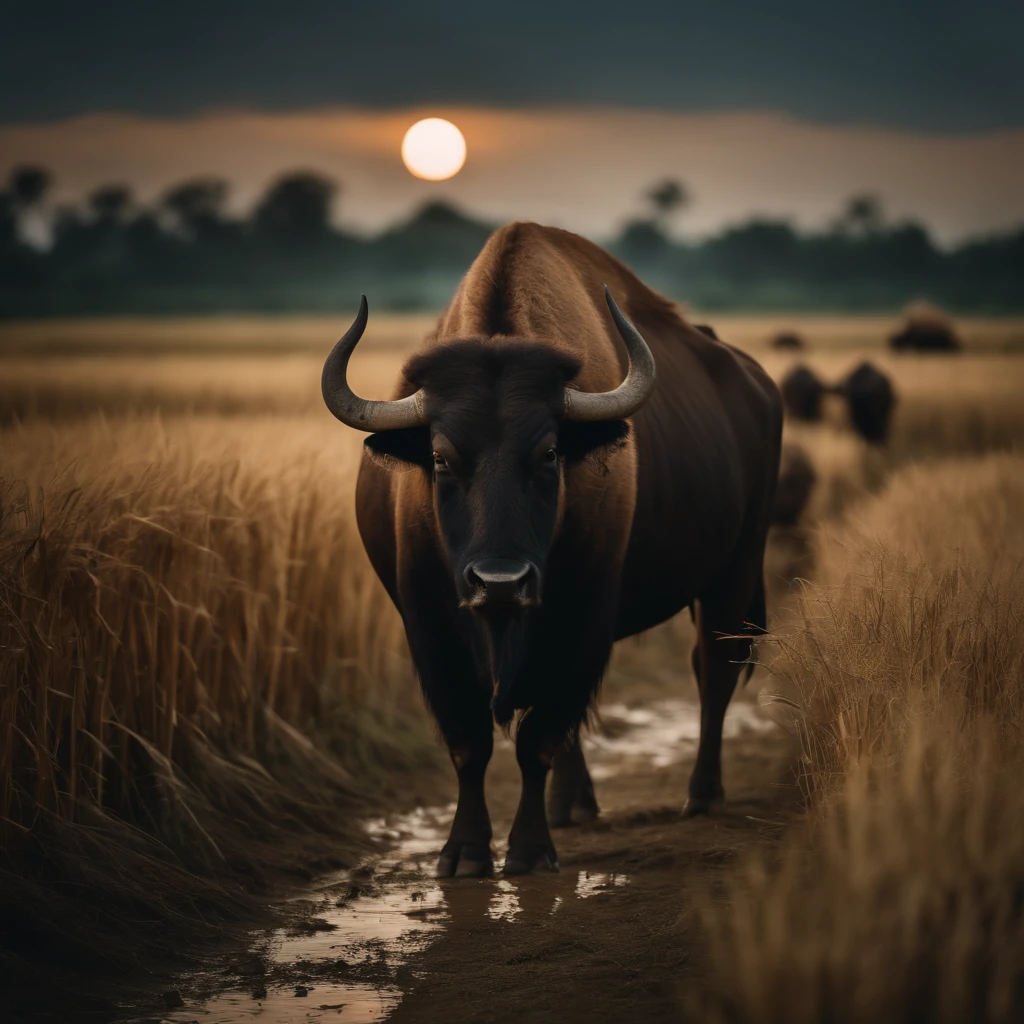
[889,301,961,352]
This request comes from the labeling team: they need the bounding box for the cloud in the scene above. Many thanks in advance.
[3,2,1023,132]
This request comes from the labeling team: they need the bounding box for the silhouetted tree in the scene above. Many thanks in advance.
[8,165,52,209]
[614,218,673,268]
[645,178,689,227]
[838,193,885,236]
[2,165,1023,316]
[371,200,493,274]
[704,220,800,282]
[254,171,336,241]
[0,192,16,246]
[89,184,133,223]
[161,177,229,238]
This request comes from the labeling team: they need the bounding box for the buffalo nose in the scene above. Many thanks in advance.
[464,559,538,609]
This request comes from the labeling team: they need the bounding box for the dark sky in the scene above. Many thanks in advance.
[3,1,1022,132]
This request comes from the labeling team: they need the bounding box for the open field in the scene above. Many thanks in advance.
[2,313,1024,1021]
[2,312,1023,358]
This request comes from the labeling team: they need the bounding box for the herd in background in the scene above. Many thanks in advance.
[722,303,961,531]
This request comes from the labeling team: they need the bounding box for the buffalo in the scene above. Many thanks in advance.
[836,361,896,444]
[771,331,805,351]
[322,223,783,877]
[780,364,827,422]
[771,444,817,527]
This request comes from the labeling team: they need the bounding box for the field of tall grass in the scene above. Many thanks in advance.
[1,311,1023,1015]
[0,412,432,997]
[697,455,1024,1023]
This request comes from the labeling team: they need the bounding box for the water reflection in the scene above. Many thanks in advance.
[575,871,631,898]
[164,982,400,1022]
[486,879,521,922]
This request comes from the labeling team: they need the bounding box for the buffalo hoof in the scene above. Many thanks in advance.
[548,780,600,829]
[572,784,600,825]
[502,845,560,876]
[549,801,600,829]
[682,790,725,818]
[435,842,493,879]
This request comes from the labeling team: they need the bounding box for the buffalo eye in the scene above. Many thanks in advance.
[544,447,558,465]
[432,452,448,471]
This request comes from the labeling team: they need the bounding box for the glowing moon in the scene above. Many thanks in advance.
[401,118,467,181]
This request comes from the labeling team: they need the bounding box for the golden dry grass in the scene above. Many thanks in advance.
[0,313,437,357]
[6,321,1023,465]
[0,412,435,979]
[697,455,1024,1023]
[2,311,1021,358]
[2,313,1023,999]
[1,413,418,825]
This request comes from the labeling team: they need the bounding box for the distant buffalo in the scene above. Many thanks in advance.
[772,444,817,527]
[890,302,961,352]
[780,365,827,422]
[771,331,805,351]
[694,323,720,340]
[836,362,896,444]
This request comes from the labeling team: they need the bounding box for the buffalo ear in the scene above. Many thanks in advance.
[364,427,432,468]
[558,420,630,463]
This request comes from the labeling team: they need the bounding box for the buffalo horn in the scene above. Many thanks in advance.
[321,296,427,431]
[563,286,657,421]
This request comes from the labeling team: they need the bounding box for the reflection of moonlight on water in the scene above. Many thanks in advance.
[401,118,467,181]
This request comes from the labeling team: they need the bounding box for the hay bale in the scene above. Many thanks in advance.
[889,301,961,352]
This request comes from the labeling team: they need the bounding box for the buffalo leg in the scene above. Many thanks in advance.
[547,733,599,828]
[684,601,753,816]
[431,693,494,878]
[504,709,563,874]
[409,619,496,878]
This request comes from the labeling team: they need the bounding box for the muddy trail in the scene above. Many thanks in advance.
[129,695,796,1024]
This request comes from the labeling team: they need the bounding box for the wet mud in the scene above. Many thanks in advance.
[141,695,796,1024]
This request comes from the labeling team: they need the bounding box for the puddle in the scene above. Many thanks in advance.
[270,881,447,966]
[363,804,460,871]
[164,983,400,1022]
[487,880,522,922]
[585,697,777,779]
[575,871,632,898]
[147,695,776,1023]
[158,876,446,1024]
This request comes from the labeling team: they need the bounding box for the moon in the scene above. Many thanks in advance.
[401,118,467,181]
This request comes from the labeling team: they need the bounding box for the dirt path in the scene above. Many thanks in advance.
[146,694,797,1024]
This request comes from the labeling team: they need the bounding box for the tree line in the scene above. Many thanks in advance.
[1,167,1021,316]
